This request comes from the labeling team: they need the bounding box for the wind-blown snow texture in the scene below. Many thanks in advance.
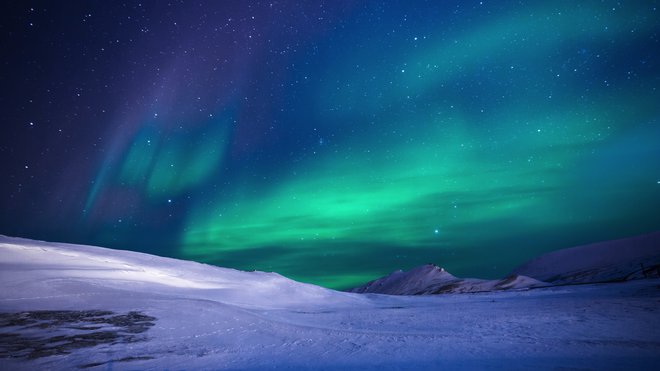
[1,235,659,370]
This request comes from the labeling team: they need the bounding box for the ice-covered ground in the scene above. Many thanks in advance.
[1,235,659,370]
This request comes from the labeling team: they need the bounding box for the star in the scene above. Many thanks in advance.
[1,0,658,290]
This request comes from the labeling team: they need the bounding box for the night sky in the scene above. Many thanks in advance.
[1,1,659,289]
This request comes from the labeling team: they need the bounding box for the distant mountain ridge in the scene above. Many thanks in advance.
[350,231,660,295]
[512,231,660,284]
[348,264,547,295]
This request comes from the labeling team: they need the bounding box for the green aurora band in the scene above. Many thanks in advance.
[177,2,660,288]
[66,1,660,289]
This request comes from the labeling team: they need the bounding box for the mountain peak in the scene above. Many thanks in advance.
[348,264,461,295]
[350,232,660,296]
[349,264,545,295]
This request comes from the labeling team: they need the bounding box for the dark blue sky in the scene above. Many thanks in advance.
[1,1,659,288]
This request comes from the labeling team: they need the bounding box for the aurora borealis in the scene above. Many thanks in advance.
[1,1,659,289]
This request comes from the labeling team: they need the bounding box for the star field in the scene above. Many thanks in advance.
[1,1,659,288]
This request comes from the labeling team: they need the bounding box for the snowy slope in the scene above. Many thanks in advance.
[349,264,547,295]
[1,235,659,370]
[512,231,660,284]
[0,235,360,310]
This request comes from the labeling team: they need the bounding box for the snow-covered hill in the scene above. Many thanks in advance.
[0,235,359,310]
[512,231,660,284]
[348,264,547,295]
[1,235,659,370]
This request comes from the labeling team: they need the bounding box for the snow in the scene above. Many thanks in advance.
[512,231,660,284]
[349,264,547,295]
[1,235,659,370]
[0,235,358,309]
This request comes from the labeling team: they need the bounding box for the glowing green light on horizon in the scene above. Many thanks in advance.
[180,86,659,289]
[174,1,660,289]
[179,111,575,286]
